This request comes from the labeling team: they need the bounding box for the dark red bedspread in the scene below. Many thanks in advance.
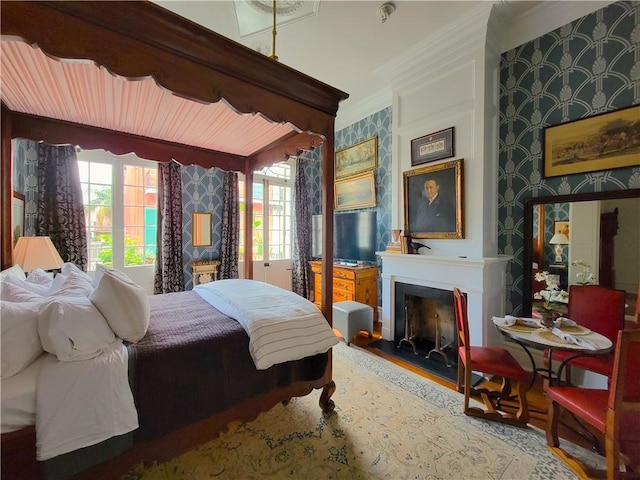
[128,291,327,441]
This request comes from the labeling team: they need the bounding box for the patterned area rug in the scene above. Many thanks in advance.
[124,343,602,479]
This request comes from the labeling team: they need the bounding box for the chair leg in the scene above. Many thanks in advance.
[456,354,464,393]
[547,398,600,479]
[546,397,560,447]
[514,380,529,424]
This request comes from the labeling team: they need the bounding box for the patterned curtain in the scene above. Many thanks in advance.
[36,144,88,270]
[292,157,311,298]
[154,161,185,293]
[219,171,239,279]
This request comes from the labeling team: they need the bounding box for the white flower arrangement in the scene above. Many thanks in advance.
[533,270,568,313]
[571,259,596,285]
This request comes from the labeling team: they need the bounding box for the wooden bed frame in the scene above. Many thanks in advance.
[1,2,347,478]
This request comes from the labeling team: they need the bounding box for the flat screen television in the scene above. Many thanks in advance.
[312,211,377,264]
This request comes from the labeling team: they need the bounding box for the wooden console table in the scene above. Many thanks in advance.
[309,260,379,322]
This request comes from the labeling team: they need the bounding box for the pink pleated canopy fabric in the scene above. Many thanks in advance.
[0,41,298,157]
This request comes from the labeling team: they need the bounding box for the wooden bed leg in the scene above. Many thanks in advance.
[319,381,336,413]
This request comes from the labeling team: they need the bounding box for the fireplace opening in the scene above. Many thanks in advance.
[394,282,458,368]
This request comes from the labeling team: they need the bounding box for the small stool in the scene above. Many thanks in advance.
[332,300,373,346]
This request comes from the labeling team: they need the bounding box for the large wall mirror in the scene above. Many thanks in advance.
[192,212,212,247]
[523,189,640,318]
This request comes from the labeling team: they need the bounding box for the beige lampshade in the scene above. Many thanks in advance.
[549,233,569,245]
[13,236,64,273]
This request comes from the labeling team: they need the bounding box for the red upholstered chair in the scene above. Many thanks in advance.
[453,288,530,427]
[550,285,625,383]
[546,329,640,479]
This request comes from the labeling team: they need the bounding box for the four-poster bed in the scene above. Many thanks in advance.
[1,1,348,478]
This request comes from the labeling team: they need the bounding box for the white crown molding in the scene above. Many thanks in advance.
[335,87,391,132]
[376,2,493,92]
[501,0,616,52]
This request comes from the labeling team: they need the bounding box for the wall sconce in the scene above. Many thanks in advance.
[13,236,64,273]
[549,232,569,264]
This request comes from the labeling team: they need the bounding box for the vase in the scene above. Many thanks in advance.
[540,311,557,329]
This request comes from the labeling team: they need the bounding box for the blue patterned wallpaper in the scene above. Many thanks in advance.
[302,106,393,255]
[181,165,225,289]
[498,0,640,314]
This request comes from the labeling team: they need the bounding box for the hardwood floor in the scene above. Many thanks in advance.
[340,322,604,454]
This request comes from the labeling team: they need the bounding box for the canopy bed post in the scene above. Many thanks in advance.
[244,163,254,280]
[321,132,336,326]
[1,106,13,270]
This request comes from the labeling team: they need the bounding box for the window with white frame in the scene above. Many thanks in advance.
[77,150,157,271]
[239,160,294,261]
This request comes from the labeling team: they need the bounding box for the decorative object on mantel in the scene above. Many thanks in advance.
[533,270,568,328]
[189,259,220,285]
[543,104,640,178]
[403,159,464,239]
[335,136,378,179]
[410,127,454,166]
[386,229,403,253]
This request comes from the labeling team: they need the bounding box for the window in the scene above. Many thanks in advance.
[77,150,157,271]
[239,160,293,261]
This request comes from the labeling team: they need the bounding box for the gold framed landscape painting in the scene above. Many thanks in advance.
[335,137,378,179]
[543,104,640,178]
[335,171,376,211]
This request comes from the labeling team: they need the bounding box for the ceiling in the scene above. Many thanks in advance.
[154,1,546,119]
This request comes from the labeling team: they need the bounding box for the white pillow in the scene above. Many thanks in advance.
[38,298,116,362]
[4,274,51,296]
[0,264,26,283]
[1,282,43,303]
[91,264,107,289]
[89,268,150,343]
[47,271,94,298]
[61,262,92,284]
[26,268,54,285]
[1,302,43,378]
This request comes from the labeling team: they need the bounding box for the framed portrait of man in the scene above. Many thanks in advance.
[403,159,464,239]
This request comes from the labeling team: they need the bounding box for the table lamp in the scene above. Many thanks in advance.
[549,232,569,264]
[13,236,64,273]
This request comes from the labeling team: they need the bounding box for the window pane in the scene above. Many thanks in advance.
[123,163,157,267]
[268,184,291,260]
[77,150,156,271]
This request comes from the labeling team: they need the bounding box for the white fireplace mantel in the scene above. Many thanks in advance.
[377,252,512,348]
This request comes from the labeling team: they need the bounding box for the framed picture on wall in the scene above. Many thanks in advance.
[410,127,454,166]
[335,171,376,211]
[335,137,378,179]
[403,159,464,239]
[543,104,640,178]
[12,192,25,246]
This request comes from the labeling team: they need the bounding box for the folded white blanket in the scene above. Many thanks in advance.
[36,341,138,460]
[550,328,596,350]
[194,279,339,370]
[492,315,539,328]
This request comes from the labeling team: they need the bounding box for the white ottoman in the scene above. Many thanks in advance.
[332,300,373,346]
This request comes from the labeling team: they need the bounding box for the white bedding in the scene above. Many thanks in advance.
[194,279,338,370]
[0,354,47,434]
[35,341,138,461]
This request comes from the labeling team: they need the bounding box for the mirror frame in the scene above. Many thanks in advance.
[192,212,212,247]
[523,188,640,316]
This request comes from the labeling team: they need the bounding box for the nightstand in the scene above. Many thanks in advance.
[189,260,220,285]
